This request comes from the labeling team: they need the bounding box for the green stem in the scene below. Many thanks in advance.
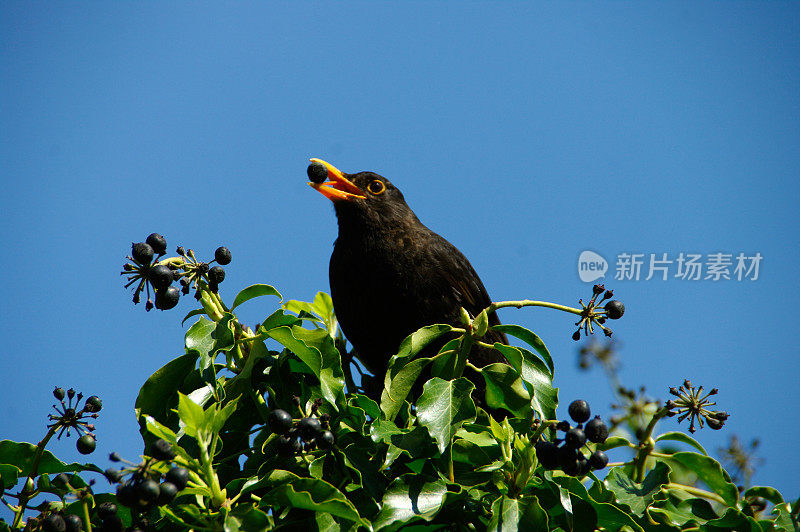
[530,420,560,443]
[82,498,93,532]
[488,300,583,316]
[12,424,58,528]
[634,406,669,482]
[199,435,226,508]
[663,483,726,505]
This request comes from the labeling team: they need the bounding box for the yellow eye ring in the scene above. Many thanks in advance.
[367,180,386,195]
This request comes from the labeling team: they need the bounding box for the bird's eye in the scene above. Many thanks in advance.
[367,180,386,195]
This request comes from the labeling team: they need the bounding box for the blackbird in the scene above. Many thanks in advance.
[308,158,507,398]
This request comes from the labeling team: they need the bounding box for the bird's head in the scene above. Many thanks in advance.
[307,158,419,230]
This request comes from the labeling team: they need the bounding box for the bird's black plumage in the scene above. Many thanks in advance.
[309,161,507,398]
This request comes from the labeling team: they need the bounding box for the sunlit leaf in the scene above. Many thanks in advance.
[416,378,477,454]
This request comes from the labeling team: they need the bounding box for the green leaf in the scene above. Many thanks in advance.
[231,284,282,310]
[380,356,434,421]
[743,486,784,505]
[135,352,199,422]
[649,497,717,528]
[208,396,239,434]
[373,474,447,531]
[664,452,738,507]
[142,416,178,444]
[492,323,554,376]
[604,462,671,515]
[598,436,633,451]
[259,470,369,528]
[416,378,477,454]
[491,343,557,420]
[185,316,235,370]
[177,393,207,439]
[0,440,100,480]
[554,475,644,532]
[705,507,762,531]
[479,363,533,418]
[488,495,549,531]
[181,308,208,326]
[655,431,707,455]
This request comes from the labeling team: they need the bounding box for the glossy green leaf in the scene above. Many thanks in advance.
[177,393,206,439]
[742,486,784,505]
[0,440,99,479]
[705,507,762,531]
[259,470,369,527]
[231,284,282,310]
[380,356,434,421]
[604,462,671,515]
[655,431,707,455]
[135,352,199,422]
[492,343,557,420]
[479,362,533,417]
[185,316,235,370]
[181,308,207,326]
[554,476,644,532]
[664,452,738,507]
[492,323,554,375]
[488,495,549,531]
[416,378,477,453]
[373,474,447,531]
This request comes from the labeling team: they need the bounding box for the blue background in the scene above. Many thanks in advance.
[2,2,798,511]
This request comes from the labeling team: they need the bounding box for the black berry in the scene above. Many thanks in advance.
[565,427,586,449]
[297,417,322,441]
[214,246,232,265]
[585,417,609,443]
[155,286,180,310]
[149,264,173,290]
[84,395,102,413]
[41,514,66,532]
[534,440,559,470]
[104,468,122,483]
[307,162,328,184]
[101,514,123,532]
[589,450,609,470]
[278,434,302,456]
[109,452,121,462]
[53,387,66,401]
[131,242,154,265]
[136,479,160,504]
[145,233,167,255]
[604,300,625,320]
[556,420,571,432]
[116,483,136,507]
[149,438,176,461]
[568,400,591,423]
[208,266,225,284]
[572,330,581,341]
[165,466,190,491]
[157,481,178,505]
[62,514,82,532]
[317,430,336,450]
[96,502,117,519]
[558,445,581,476]
[269,409,293,435]
[577,454,591,476]
[76,434,96,455]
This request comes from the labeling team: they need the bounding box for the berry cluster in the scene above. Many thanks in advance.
[121,232,232,311]
[535,400,610,476]
[49,387,102,455]
[269,399,336,456]
[36,511,84,532]
[100,439,190,531]
[665,380,729,433]
[572,284,625,341]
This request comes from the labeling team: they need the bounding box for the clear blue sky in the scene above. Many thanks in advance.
[1,2,798,509]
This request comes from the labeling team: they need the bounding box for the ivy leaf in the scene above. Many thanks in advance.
[0,440,100,481]
[488,495,549,531]
[373,474,447,531]
[135,352,199,424]
[664,452,738,507]
[491,324,554,376]
[491,344,557,420]
[185,315,235,370]
[742,486,784,505]
[604,462,671,515]
[416,378,477,454]
[177,393,206,439]
[231,284,282,310]
[655,431,707,455]
[259,470,369,528]
[479,363,533,418]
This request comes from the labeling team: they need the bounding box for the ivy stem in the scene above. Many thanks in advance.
[81,498,93,532]
[199,435,226,508]
[634,406,669,482]
[488,300,583,316]
[12,424,59,528]
[662,483,726,505]
[530,420,560,443]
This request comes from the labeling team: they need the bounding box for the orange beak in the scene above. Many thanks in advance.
[308,158,366,202]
